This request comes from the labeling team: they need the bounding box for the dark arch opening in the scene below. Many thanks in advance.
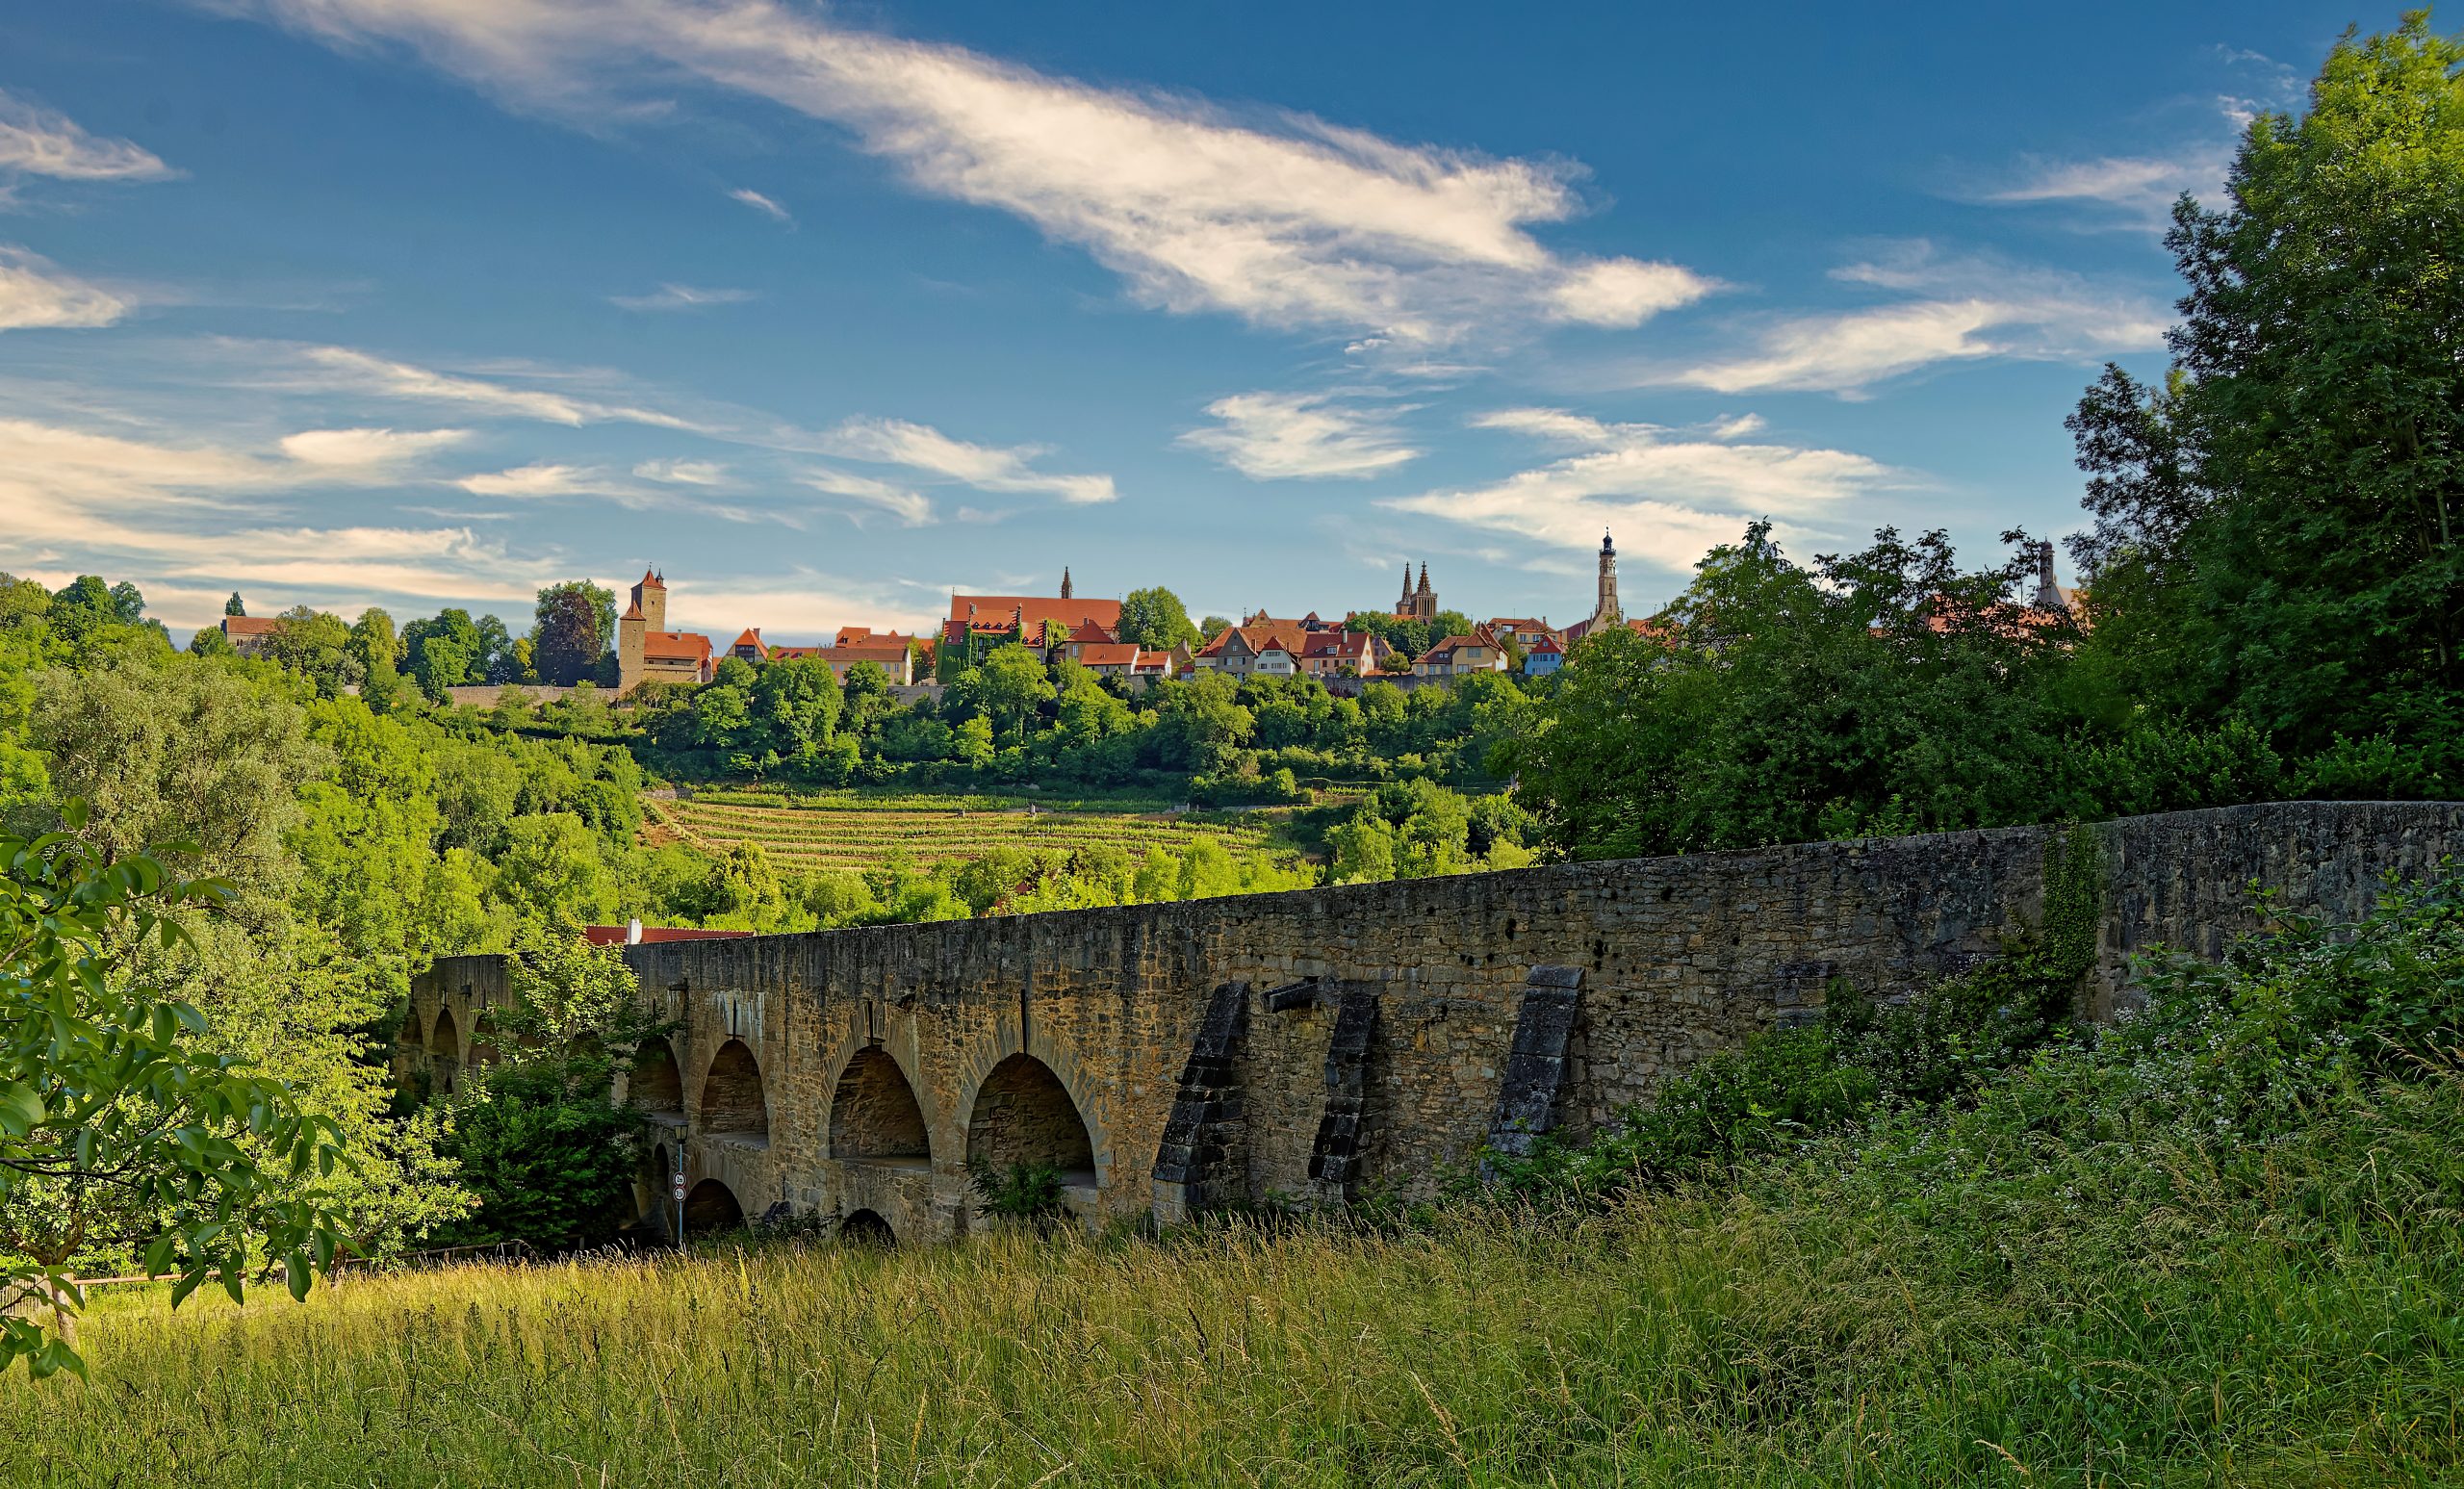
[469,1014,501,1067]
[682,1178,744,1234]
[965,1053,1095,1185]
[428,1007,461,1094]
[829,1048,930,1168]
[701,1040,769,1142]
[629,1037,684,1117]
[839,1209,896,1246]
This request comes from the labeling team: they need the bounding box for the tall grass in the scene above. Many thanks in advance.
[11,1065,2463,1486]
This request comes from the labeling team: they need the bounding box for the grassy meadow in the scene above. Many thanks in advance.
[14,1065,2464,1487]
[649,788,1282,874]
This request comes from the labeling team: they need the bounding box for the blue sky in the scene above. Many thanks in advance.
[0,0,2368,642]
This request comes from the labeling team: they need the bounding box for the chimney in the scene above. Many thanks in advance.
[627,917,643,946]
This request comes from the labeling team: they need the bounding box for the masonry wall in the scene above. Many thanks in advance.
[403,801,2464,1241]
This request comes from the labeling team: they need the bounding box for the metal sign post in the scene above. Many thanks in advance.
[673,1154,686,1247]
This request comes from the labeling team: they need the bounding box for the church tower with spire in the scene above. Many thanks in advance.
[1061,566,1073,601]
[1589,530,1622,630]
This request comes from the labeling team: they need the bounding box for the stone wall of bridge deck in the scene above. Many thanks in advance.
[398,801,2464,1234]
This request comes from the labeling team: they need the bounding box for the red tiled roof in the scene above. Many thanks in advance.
[220,616,283,639]
[1075,643,1142,666]
[831,643,911,663]
[1199,621,1310,659]
[641,630,711,663]
[944,595,1121,636]
[1527,633,1564,654]
[768,644,826,660]
[1298,629,1378,660]
[1065,618,1118,645]
[834,626,918,648]
[635,568,665,591]
[581,924,754,946]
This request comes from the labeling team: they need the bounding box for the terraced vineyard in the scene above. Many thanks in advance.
[649,788,1280,874]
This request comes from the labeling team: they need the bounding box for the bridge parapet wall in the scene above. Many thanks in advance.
[404,801,2464,1238]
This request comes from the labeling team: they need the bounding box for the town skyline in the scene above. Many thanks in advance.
[5,1,2352,636]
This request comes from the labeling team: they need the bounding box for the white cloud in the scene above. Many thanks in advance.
[456,462,604,497]
[0,417,552,622]
[279,425,472,468]
[0,245,129,330]
[820,415,1116,504]
[1960,70,2289,232]
[1547,259,1713,328]
[231,0,1710,345]
[660,572,942,640]
[1668,244,2169,397]
[287,344,706,429]
[0,90,174,181]
[608,282,757,311]
[1707,413,1764,439]
[728,187,792,223]
[1973,150,2227,230]
[634,458,729,484]
[1179,391,1420,480]
[800,467,935,526]
[1384,406,1901,571]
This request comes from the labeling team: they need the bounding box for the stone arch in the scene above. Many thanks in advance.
[468,1012,501,1067]
[839,1209,896,1246]
[428,1006,462,1093]
[700,1039,769,1141]
[682,1178,744,1234]
[429,1005,460,1061]
[828,1047,931,1165]
[965,1053,1095,1183]
[629,1036,685,1117]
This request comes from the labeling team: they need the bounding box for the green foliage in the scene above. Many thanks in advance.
[2068,13,2464,786]
[530,581,617,688]
[1116,586,1201,651]
[431,934,656,1249]
[966,1157,1065,1223]
[1490,826,2100,1199]
[0,809,347,1379]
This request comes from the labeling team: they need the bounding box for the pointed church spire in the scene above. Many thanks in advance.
[1416,561,1430,596]
[1061,566,1073,601]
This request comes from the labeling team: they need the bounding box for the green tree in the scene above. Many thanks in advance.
[1503,525,2078,860]
[43,578,116,648]
[404,609,484,700]
[257,607,364,698]
[223,593,246,619]
[962,645,1057,745]
[348,609,406,711]
[1117,587,1201,651]
[0,810,347,1378]
[530,581,617,687]
[2068,14,2464,783]
[431,930,654,1249]
[492,813,615,926]
[753,655,842,759]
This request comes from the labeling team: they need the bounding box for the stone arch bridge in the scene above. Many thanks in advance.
[401,802,2464,1244]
